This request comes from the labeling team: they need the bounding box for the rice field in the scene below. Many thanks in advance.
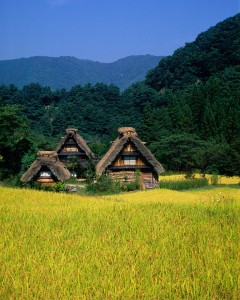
[0,186,239,299]
[159,173,240,185]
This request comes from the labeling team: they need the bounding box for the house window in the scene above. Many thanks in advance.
[124,155,136,165]
[39,171,52,177]
[67,155,77,159]
[71,171,77,178]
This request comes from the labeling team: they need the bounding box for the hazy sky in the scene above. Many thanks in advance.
[0,0,239,62]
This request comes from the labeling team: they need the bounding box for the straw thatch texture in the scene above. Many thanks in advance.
[21,151,71,182]
[118,127,137,136]
[96,127,164,175]
[55,128,94,159]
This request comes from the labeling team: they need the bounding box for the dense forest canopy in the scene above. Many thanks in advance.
[0,13,240,179]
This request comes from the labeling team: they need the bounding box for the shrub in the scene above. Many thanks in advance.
[55,181,66,192]
[210,174,219,185]
[86,175,121,194]
[87,170,144,195]
[159,178,209,190]
[124,181,139,192]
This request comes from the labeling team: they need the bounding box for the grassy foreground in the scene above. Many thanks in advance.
[0,187,240,299]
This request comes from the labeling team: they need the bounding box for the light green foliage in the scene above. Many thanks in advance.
[55,181,66,192]
[0,187,239,298]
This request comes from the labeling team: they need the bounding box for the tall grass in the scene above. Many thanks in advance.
[159,177,208,190]
[0,187,239,299]
[160,174,240,185]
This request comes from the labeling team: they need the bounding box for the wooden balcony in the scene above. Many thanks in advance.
[121,151,138,156]
[58,151,86,156]
[109,165,151,171]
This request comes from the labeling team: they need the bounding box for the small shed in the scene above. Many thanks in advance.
[96,127,165,188]
[21,151,71,186]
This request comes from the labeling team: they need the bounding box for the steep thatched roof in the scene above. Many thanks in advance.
[96,127,165,175]
[55,128,94,159]
[21,151,71,182]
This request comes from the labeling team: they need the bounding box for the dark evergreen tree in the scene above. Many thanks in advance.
[0,105,33,178]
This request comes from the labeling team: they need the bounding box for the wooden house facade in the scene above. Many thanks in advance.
[21,151,71,186]
[96,127,165,188]
[55,128,94,173]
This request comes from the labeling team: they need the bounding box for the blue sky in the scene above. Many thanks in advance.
[0,0,239,62]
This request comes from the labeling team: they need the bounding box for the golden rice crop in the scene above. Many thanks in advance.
[0,186,239,299]
[159,173,240,185]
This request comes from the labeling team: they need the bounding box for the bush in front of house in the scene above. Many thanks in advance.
[122,181,140,192]
[86,175,122,194]
[86,171,143,195]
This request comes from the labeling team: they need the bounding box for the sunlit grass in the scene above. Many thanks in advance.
[0,187,239,299]
[216,175,240,185]
[159,173,240,185]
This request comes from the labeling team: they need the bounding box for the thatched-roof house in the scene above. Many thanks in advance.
[96,127,164,188]
[21,151,71,186]
[55,128,95,175]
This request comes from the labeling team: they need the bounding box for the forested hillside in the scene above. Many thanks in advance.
[142,13,240,174]
[146,13,240,91]
[0,55,163,91]
[0,13,239,180]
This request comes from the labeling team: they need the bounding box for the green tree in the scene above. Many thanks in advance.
[0,105,32,178]
[150,134,208,172]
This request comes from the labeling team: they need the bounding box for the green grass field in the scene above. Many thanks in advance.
[0,186,239,299]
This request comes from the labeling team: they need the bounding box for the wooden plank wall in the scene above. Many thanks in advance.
[112,143,146,167]
[37,177,56,186]
[109,171,135,182]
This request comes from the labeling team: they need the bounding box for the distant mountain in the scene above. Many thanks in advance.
[0,55,163,91]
